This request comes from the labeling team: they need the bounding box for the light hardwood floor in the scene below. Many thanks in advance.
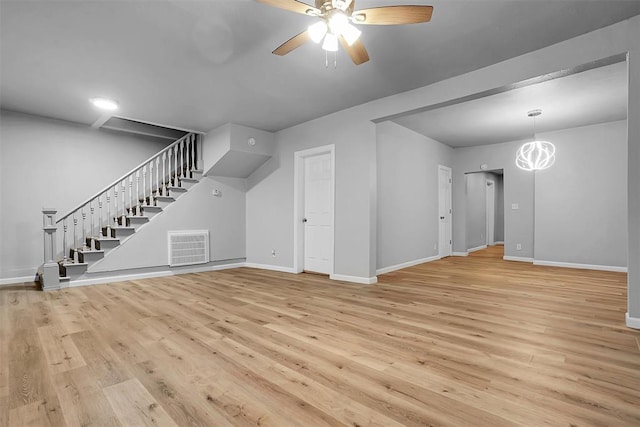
[2,246,639,426]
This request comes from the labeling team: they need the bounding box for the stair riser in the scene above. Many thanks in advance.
[93,240,120,251]
[78,252,104,264]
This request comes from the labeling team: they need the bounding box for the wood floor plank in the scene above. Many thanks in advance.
[37,324,86,374]
[53,367,122,427]
[103,378,177,427]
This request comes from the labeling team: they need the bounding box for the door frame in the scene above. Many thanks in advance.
[293,144,335,274]
[486,179,495,246]
[438,165,453,258]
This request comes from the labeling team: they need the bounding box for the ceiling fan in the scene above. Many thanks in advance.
[257,0,433,65]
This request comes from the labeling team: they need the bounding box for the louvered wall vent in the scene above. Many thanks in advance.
[168,230,209,267]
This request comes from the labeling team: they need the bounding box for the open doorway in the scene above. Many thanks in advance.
[465,169,504,254]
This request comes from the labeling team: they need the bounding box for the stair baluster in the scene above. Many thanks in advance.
[89,201,95,250]
[142,166,147,212]
[98,196,103,237]
[135,170,141,216]
[121,180,126,221]
[155,158,160,202]
[128,176,133,218]
[180,139,185,180]
[106,190,111,238]
[174,145,178,188]
[114,185,119,226]
[81,207,88,251]
[185,136,191,178]
[148,161,153,206]
[162,152,167,196]
[62,219,68,263]
[72,213,78,262]
[190,134,196,176]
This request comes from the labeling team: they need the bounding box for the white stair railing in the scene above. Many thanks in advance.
[52,133,200,268]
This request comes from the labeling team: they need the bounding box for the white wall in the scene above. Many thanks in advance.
[90,176,245,272]
[454,120,627,268]
[0,110,171,281]
[376,122,453,271]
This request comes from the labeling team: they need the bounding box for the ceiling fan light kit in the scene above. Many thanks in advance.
[257,0,433,65]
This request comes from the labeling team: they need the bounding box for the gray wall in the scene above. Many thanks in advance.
[246,114,377,279]
[465,172,488,250]
[454,120,627,268]
[376,121,453,270]
[0,110,171,280]
[535,121,627,267]
[629,48,640,320]
[495,174,505,243]
[91,176,245,272]
[465,171,504,250]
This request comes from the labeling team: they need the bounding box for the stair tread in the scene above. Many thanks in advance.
[155,196,175,201]
[60,262,88,267]
[144,206,162,210]
[126,215,150,219]
[77,249,105,254]
[181,177,198,183]
[95,237,120,241]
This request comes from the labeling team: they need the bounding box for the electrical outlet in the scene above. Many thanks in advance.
[516,243,522,250]
[271,249,276,257]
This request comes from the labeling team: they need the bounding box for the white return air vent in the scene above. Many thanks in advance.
[168,230,209,267]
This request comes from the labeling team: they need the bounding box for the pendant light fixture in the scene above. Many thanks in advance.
[516,109,556,171]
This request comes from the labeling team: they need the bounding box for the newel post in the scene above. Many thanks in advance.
[41,208,60,291]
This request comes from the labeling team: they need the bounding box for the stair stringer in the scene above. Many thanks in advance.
[78,176,246,278]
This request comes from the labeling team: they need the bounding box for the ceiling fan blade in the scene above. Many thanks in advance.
[257,0,319,15]
[347,0,355,15]
[273,30,311,56]
[352,5,433,25]
[339,36,369,65]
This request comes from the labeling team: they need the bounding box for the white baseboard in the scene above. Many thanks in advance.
[376,255,440,275]
[626,312,640,329]
[330,274,377,285]
[244,263,297,274]
[495,241,504,245]
[0,276,36,286]
[65,262,246,289]
[468,245,488,253]
[452,252,468,257]
[503,256,533,263]
[533,260,627,273]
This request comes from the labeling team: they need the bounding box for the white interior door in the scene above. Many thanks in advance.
[303,153,332,274]
[438,165,452,257]
[486,180,495,246]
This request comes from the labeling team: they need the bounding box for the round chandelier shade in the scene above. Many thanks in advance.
[515,140,556,171]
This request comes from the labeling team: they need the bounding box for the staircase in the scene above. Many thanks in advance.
[38,133,203,290]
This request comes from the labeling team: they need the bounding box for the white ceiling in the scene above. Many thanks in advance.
[392,61,628,147]
[1,0,639,135]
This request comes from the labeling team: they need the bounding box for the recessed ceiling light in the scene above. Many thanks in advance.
[90,97,118,111]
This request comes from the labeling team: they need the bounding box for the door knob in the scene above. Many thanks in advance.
[303,218,308,223]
